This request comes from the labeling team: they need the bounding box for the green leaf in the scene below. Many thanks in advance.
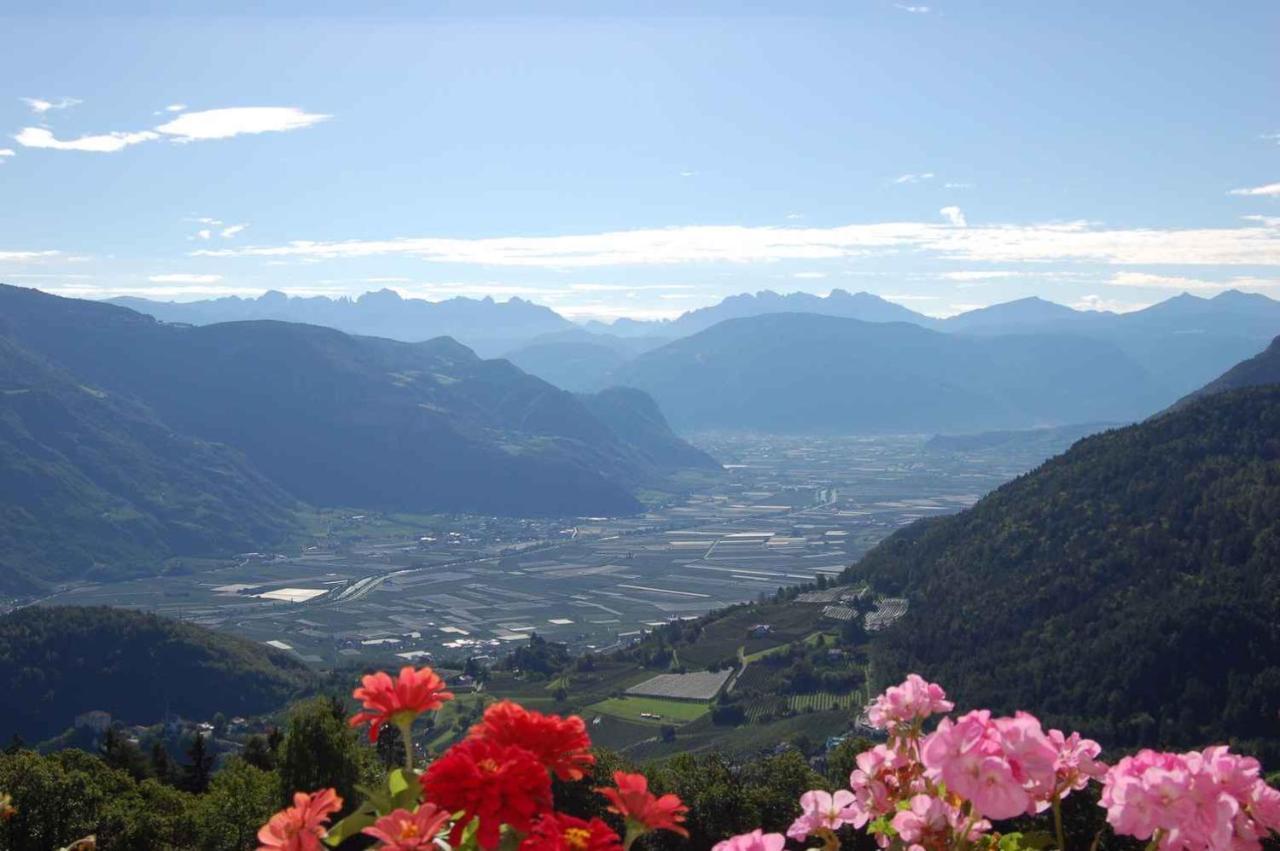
[324,805,378,847]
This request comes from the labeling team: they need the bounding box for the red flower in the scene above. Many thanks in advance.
[470,700,596,781]
[257,788,343,851]
[420,737,553,849]
[519,813,623,851]
[596,772,689,839]
[350,666,454,742]
[362,804,452,851]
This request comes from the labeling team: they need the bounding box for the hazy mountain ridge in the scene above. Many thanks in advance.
[609,312,1169,432]
[0,335,300,593]
[0,285,713,523]
[1174,334,1280,407]
[109,288,573,357]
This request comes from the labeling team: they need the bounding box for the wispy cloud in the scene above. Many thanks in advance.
[220,224,248,238]
[195,229,212,240]
[894,4,931,13]
[1228,182,1280,197]
[1243,215,1280,227]
[0,148,13,161]
[893,172,935,184]
[13,106,329,154]
[21,96,82,114]
[1073,294,1153,313]
[0,250,63,262]
[792,271,828,279]
[14,127,159,153]
[163,104,186,112]
[940,206,967,227]
[944,182,973,189]
[940,270,1019,281]
[190,218,1280,268]
[148,273,223,284]
[1109,271,1279,292]
[155,107,330,141]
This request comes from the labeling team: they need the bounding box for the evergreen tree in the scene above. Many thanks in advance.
[183,732,214,794]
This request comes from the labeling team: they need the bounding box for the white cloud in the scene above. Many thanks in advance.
[1073,294,1153,313]
[895,4,930,12]
[944,182,973,189]
[21,96,81,114]
[1228,182,1280,197]
[220,224,248,238]
[164,104,187,112]
[1243,215,1280,227]
[148,273,223,284]
[193,217,223,225]
[940,270,1018,281]
[940,206,967,227]
[14,106,328,154]
[196,229,212,240]
[155,107,330,141]
[1109,271,1280,292]
[679,170,697,177]
[0,148,13,162]
[191,218,1280,268]
[14,127,160,153]
[893,172,935,184]
[0,250,62,262]
[792,271,828,279]
[785,212,804,220]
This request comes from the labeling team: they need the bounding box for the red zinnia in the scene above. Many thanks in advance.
[519,812,623,851]
[469,700,596,781]
[420,737,553,849]
[257,788,343,851]
[596,772,689,839]
[349,666,454,742]
[361,804,452,851]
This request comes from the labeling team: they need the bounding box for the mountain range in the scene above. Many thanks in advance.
[113,287,1280,412]
[609,312,1171,432]
[0,285,716,590]
[109,288,573,357]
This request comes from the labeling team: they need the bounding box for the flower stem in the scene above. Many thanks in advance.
[1052,792,1066,851]
[396,717,415,774]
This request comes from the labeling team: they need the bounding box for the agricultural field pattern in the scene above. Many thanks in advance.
[35,432,1080,666]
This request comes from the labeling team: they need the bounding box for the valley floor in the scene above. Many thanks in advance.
[32,432,1074,667]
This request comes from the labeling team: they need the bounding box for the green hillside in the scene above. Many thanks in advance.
[0,337,300,593]
[0,285,717,518]
[0,606,315,742]
[850,386,1280,760]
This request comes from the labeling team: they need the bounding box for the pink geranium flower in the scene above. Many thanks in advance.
[787,789,862,840]
[712,830,786,851]
[866,674,954,733]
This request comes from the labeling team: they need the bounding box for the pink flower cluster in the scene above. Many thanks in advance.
[921,709,1104,820]
[866,673,955,733]
[777,674,1280,851]
[1101,746,1280,851]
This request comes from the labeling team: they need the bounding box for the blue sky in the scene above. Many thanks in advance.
[1,0,1276,321]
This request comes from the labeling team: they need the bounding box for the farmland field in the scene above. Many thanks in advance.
[587,695,711,725]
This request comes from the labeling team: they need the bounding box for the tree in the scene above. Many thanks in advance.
[183,732,214,794]
[277,697,364,808]
[149,740,175,786]
[100,727,151,782]
[193,757,278,851]
[241,734,276,772]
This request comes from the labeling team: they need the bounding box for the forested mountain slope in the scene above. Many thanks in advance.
[0,606,314,742]
[0,336,299,593]
[851,386,1280,760]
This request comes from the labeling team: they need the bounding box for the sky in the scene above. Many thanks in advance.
[0,0,1277,322]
